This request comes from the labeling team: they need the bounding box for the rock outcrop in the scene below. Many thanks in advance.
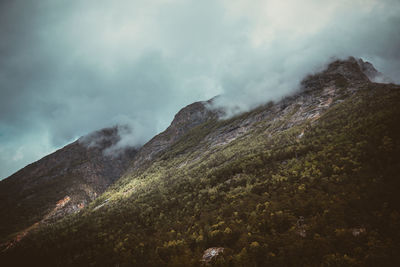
[201,247,225,264]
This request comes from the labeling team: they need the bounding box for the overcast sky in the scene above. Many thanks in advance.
[1,0,399,179]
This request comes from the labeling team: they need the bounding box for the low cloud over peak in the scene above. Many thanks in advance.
[1,0,399,179]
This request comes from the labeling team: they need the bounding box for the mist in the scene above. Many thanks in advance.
[1,0,399,179]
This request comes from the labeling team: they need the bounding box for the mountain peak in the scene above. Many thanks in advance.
[324,57,370,81]
[131,101,215,169]
[300,57,380,91]
[168,101,215,138]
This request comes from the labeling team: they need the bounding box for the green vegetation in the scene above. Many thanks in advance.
[2,84,400,266]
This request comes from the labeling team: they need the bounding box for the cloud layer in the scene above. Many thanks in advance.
[1,0,399,179]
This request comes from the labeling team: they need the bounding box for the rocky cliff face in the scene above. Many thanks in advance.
[163,57,381,157]
[0,127,137,243]
[132,57,383,168]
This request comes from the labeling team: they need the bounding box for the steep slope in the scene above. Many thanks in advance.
[130,100,216,170]
[0,127,137,246]
[2,58,400,266]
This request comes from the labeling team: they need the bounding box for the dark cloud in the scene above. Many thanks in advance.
[1,0,399,179]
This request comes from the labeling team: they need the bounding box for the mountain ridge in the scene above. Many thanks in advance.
[1,57,400,266]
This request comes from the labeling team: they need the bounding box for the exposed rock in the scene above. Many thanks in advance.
[351,227,366,237]
[2,195,83,250]
[357,58,393,83]
[201,247,224,264]
[131,58,380,160]
[129,57,379,171]
[56,196,71,208]
[301,57,370,92]
[93,198,110,211]
[296,216,307,238]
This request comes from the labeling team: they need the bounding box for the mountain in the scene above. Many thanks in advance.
[1,57,400,266]
[0,127,137,246]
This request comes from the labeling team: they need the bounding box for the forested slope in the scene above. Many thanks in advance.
[2,59,400,266]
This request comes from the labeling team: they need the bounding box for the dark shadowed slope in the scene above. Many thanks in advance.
[0,127,137,245]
